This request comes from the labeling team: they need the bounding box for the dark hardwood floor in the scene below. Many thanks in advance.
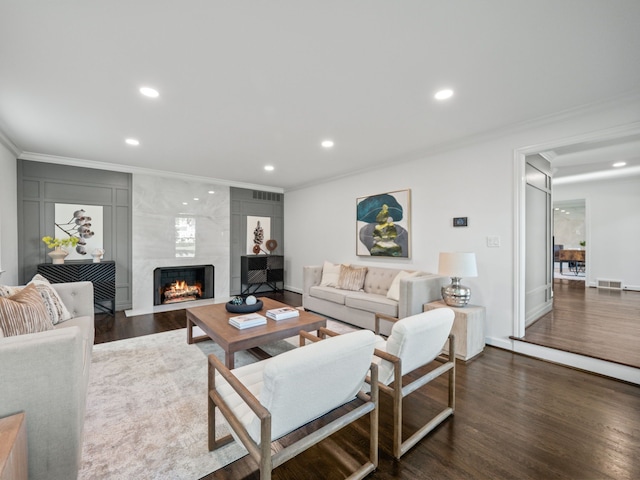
[203,347,640,480]
[95,290,640,480]
[521,280,640,368]
[93,290,302,344]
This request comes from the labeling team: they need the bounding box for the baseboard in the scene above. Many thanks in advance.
[285,284,303,294]
[511,340,640,385]
[485,336,513,351]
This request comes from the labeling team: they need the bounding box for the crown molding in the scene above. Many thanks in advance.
[18,152,285,193]
[0,130,21,157]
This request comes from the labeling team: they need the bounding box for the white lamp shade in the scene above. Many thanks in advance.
[438,252,478,278]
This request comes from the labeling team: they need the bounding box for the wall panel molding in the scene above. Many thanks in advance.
[17,160,133,310]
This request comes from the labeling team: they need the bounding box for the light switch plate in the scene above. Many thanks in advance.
[487,235,501,247]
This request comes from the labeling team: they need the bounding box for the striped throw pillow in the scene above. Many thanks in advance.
[337,265,368,291]
[0,283,53,337]
[29,274,72,324]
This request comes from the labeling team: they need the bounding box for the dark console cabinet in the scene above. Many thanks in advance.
[240,255,284,294]
[37,261,116,314]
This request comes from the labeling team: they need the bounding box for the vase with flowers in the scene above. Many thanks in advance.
[42,236,80,264]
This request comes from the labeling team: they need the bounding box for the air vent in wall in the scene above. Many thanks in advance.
[596,279,623,290]
[252,191,282,202]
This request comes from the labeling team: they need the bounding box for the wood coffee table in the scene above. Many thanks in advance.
[186,298,326,369]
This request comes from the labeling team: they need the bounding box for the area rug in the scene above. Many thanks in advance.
[79,320,357,479]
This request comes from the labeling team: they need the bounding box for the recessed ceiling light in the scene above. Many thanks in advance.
[125,138,140,146]
[613,162,626,168]
[264,165,274,172]
[140,87,159,98]
[208,190,215,194]
[321,140,334,148]
[434,89,454,100]
[182,202,188,205]
[193,197,199,201]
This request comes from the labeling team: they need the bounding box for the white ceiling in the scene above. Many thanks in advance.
[1,1,640,190]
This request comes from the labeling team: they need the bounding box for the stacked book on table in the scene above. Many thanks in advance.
[228,313,267,329]
[266,307,300,321]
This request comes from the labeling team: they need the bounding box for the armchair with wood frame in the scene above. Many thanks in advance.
[208,329,379,480]
[305,308,455,459]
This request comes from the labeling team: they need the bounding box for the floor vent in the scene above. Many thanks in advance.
[596,279,623,290]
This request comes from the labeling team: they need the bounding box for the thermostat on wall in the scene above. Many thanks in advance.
[453,217,468,227]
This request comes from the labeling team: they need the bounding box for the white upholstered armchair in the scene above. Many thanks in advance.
[373,308,455,458]
[208,329,379,480]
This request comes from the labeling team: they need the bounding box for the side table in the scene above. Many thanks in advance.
[0,412,27,480]
[423,300,486,361]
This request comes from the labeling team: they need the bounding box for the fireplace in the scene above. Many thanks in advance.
[153,265,214,305]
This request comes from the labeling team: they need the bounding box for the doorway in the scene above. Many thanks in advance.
[552,199,586,282]
[513,122,640,381]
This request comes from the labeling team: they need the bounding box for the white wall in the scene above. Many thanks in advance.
[0,142,18,284]
[285,95,640,350]
[555,176,640,289]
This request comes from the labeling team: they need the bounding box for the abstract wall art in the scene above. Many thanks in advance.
[356,189,411,257]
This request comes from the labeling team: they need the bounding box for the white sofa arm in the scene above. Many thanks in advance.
[303,265,323,295]
[0,326,88,479]
[53,281,95,320]
[398,274,447,318]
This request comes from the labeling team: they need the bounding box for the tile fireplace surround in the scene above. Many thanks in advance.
[128,174,230,316]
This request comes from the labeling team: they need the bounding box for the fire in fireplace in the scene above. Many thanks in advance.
[153,265,214,306]
[162,280,202,304]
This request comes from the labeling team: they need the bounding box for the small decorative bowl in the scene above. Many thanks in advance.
[225,299,263,313]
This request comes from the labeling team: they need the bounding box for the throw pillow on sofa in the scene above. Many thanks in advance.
[0,285,23,297]
[337,265,368,291]
[0,275,73,325]
[0,283,53,337]
[28,274,73,324]
[320,261,342,287]
[386,271,421,301]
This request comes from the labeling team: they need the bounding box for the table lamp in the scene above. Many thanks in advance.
[438,252,478,307]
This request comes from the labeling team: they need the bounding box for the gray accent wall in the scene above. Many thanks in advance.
[17,160,133,310]
[230,187,284,294]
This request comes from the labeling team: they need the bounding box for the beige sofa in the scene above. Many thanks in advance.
[303,264,446,335]
[0,281,94,480]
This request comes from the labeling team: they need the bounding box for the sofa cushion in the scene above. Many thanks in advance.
[216,331,377,444]
[337,265,368,291]
[0,284,53,337]
[362,266,403,296]
[251,330,375,442]
[380,309,455,384]
[386,271,421,301]
[320,261,341,287]
[345,291,398,317]
[309,286,347,305]
[29,274,73,325]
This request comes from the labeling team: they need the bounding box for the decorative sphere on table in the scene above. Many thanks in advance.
[245,295,257,305]
[230,296,244,305]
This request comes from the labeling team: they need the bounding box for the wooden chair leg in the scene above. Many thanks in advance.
[449,334,456,412]
[392,363,403,459]
[208,360,216,451]
[370,364,379,469]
